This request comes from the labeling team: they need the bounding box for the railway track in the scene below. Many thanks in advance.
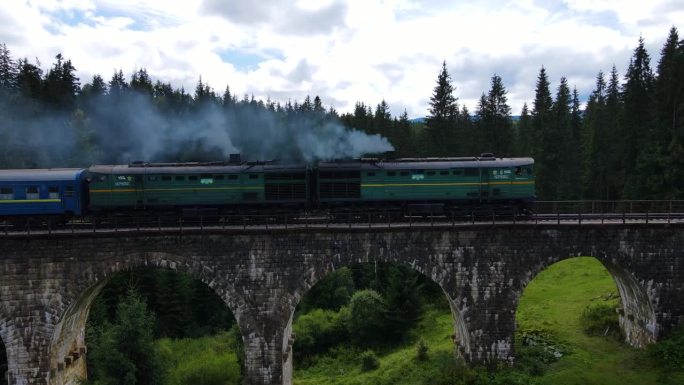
[3,209,684,236]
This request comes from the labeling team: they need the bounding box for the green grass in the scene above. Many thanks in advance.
[516,257,682,385]
[293,257,684,385]
[156,331,242,385]
[294,306,457,385]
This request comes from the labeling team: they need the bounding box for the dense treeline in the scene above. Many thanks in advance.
[1,26,683,199]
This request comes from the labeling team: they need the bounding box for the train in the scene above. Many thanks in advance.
[0,155,535,225]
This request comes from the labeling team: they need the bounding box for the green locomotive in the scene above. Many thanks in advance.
[317,155,535,213]
[85,155,535,216]
[87,162,309,213]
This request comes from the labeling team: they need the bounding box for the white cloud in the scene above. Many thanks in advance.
[0,0,680,118]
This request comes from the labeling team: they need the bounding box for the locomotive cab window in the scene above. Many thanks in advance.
[26,186,39,199]
[0,187,13,200]
[48,186,59,199]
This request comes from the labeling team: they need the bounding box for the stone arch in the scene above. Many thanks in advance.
[47,251,250,385]
[514,253,657,350]
[282,256,469,385]
[0,309,9,385]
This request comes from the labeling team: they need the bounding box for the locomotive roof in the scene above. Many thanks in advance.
[318,157,534,171]
[88,163,307,175]
[0,168,85,182]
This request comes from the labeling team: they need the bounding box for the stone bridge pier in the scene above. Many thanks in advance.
[0,225,682,385]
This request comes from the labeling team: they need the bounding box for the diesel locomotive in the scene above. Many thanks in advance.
[0,155,535,225]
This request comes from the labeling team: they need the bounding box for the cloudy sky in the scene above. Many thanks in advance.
[0,0,681,118]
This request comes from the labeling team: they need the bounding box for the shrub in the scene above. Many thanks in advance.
[580,303,622,341]
[649,326,684,370]
[416,338,429,361]
[360,350,380,371]
[293,308,347,362]
[345,289,387,347]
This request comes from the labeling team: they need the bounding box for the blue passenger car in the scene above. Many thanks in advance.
[0,169,87,219]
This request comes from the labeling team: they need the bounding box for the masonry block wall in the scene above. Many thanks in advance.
[0,224,682,385]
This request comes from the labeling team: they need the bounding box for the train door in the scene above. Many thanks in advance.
[134,174,145,209]
[480,168,490,202]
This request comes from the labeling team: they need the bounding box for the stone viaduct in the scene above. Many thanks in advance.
[0,222,683,385]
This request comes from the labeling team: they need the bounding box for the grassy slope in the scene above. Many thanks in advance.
[517,257,662,385]
[156,331,242,385]
[295,257,683,385]
[294,307,456,385]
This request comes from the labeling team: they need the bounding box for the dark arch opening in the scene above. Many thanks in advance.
[51,267,244,385]
[290,262,458,384]
[514,256,656,381]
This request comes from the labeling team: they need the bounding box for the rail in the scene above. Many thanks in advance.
[3,200,684,236]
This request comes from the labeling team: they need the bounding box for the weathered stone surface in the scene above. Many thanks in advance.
[0,224,682,385]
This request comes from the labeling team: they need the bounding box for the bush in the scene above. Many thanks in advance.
[345,289,387,346]
[360,350,380,371]
[649,326,684,370]
[518,329,570,365]
[416,338,429,361]
[580,303,622,341]
[293,308,347,362]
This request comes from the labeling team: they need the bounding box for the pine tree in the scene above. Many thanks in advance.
[582,71,609,199]
[478,74,512,156]
[654,27,684,197]
[426,61,459,156]
[130,68,153,96]
[0,43,17,92]
[551,77,575,199]
[374,100,393,145]
[531,67,554,199]
[516,103,533,156]
[622,36,656,197]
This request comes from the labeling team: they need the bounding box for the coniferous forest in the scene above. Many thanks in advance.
[0,27,682,200]
[1,26,684,385]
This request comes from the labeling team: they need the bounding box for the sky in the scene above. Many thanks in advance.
[0,0,681,118]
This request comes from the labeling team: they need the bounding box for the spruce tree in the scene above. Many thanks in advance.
[479,74,512,156]
[551,77,575,199]
[622,37,655,197]
[582,71,609,199]
[531,67,554,199]
[426,61,459,156]
[0,43,17,92]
